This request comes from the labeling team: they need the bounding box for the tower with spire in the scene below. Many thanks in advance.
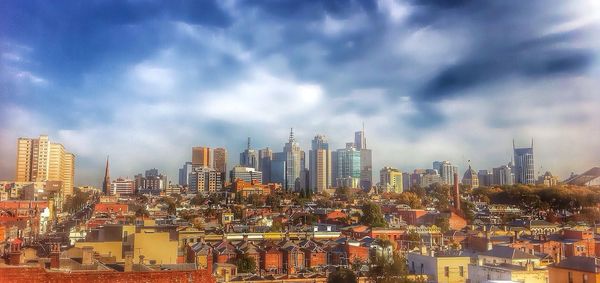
[102,156,110,195]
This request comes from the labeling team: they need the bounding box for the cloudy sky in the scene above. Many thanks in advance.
[1,0,599,186]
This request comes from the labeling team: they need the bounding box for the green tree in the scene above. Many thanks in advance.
[234,253,257,273]
[396,192,423,209]
[361,202,388,228]
[406,231,421,249]
[435,216,450,232]
[270,221,284,232]
[327,268,357,283]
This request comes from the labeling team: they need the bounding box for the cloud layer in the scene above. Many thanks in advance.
[1,0,599,186]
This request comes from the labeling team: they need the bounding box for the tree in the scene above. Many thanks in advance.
[369,252,423,283]
[234,253,256,273]
[270,221,284,232]
[406,231,421,249]
[361,202,388,228]
[435,216,450,233]
[328,268,357,283]
[396,192,423,209]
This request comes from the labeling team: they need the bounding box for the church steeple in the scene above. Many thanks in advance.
[102,156,110,195]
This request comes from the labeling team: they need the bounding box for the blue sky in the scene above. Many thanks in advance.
[1,0,599,186]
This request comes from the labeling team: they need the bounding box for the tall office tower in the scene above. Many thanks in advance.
[230,166,263,183]
[192,146,212,169]
[433,161,458,186]
[477,170,493,187]
[493,164,514,186]
[330,150,339,187]
[259,147,273,183]
[102,156,110,195]
[283,128,304,191]
[271,152,286,186]
[379,167,403,193]
[309,135,331,193]
[402,172,411,191]
[189,167,222,194]
[178,162,193,186]
[335,143,361,188]
[16,135,75,196]
[513,140,535,185]
[213,147,228,181]
[354,127,372,190]
[240,138,259,171]
[462,165,479,190]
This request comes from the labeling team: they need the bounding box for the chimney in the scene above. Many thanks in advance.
[9,241,22,265]
[50,243,61,269]
[82,246,94,265]
[139,255,145,264]
[124,251,134,272]
[453,173,460,211]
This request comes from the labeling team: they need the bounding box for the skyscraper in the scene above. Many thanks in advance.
[309,135,331,193]
[189,167,222,194]
[433,161,458,186]
[178,162,193,186]
[16,135,75,196]
[213,147,228,181]
[102,156,110,195]
[335,143,361,188]
[259,147,273,183]
[240,138,259,171]
[354,126,372,190]
[230,166,263,183]
[379,167,403,193]
[283,128,304,191]
[493,164,514,186]
[192,146,212,169]
[513,139,535,185]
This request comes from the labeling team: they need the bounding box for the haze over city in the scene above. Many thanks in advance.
[1,0,600,186]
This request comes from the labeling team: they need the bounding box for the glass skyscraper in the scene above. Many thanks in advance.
[513,140,535,185]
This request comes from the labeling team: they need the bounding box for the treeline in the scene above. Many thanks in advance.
[472,185,600,211]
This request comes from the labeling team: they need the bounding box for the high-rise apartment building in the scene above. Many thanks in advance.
[380,167,403,193]
[433,161,458,186]
[309,135,331,193]
[213,147,228,181]
[259,147,273,183]
[335,143,361,188]
[192,146,212,169]
[15,135,75,196]
[189,167,222,194]
[513,140,535,185]
[354,128,372,190]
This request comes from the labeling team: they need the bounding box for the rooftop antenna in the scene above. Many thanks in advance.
[247,137,251,150]
[289,128,294,142]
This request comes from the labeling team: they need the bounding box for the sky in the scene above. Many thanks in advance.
[1,0,600,187]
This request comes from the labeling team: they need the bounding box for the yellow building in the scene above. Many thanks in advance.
[469,262,548,283]
[15,135,75,197]
[74,241,124,261]
[379,167,403,193]
[132,230,179,264]
[407,249,470,283]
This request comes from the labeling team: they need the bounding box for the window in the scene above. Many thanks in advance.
[583,274,588,283]
[459,266,464,277]
[444,266,449,277]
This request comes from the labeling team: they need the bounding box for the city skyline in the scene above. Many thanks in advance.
[1,1,600,186]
